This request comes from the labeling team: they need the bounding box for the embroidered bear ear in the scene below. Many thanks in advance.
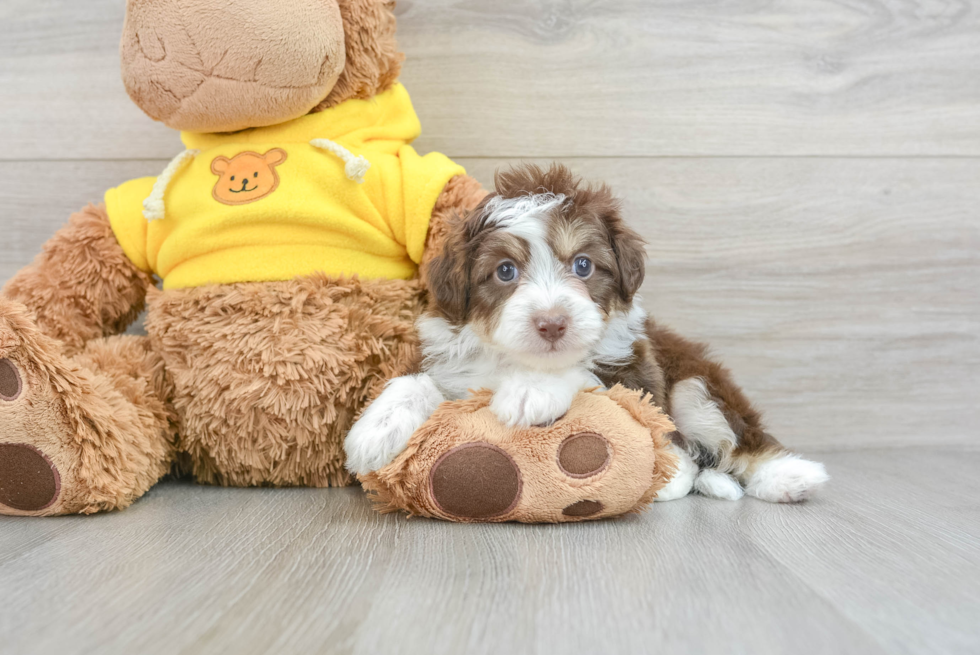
[211,156,231,175]
[263,148,288,167]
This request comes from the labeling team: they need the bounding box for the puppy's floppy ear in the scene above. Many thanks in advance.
[596,187,646,302]
[425,200,488,323]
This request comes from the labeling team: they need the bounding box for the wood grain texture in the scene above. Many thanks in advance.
[0,448,977,655]
[1,0,980,160]
[1,3,978,653]
[2,158,976,450]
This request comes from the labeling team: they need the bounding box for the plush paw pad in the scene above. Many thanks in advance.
[562,499,604,517]
[0,359,22,401]
[557,432,610,478]
[0,359,61,511]
[0,443,61,512]
[430,443,522,520]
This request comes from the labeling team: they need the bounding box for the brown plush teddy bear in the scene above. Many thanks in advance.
[0,0,684,522]
[0,0,487,516]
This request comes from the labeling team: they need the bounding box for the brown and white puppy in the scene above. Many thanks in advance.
[345,164,828,502]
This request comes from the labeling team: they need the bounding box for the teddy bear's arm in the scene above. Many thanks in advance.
[420,174,487,292]
[2,204,152,353]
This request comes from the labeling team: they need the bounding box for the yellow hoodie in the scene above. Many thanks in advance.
[105,84,465,289]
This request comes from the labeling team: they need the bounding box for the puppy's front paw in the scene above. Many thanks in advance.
[490,383,573,428]
[344,375,444,476]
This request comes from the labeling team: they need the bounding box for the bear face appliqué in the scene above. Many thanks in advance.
[210,148,288,205]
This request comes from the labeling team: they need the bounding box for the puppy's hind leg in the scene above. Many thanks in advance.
[344,374,445,476]
[670,376,828,503]
[669,377,744,500]
[649,324,828,503]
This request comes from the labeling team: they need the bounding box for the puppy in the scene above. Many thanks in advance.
[345,163,828,502]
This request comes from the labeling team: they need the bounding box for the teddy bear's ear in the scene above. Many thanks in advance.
[211,156,230,175]
[262,148,288,167]
[314,0,404,111]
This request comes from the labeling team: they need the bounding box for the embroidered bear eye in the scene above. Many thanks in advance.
[573,256,593,279]
[254,172,258,177]
[230,175,235,181]
[495,261,518,282]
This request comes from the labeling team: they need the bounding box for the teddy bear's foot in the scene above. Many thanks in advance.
[0,317,82,516]
[0,299,175,516]
[361,386,679,523]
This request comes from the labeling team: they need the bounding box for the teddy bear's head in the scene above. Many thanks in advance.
[120,0,403,133]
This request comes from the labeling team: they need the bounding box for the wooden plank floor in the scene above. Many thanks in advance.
[1,1,978,654]
[1,449,978,655]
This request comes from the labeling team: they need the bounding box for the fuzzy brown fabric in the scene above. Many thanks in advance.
[145,274,423,488]
[315,0,404,111]
[3,204,151,355]
[360,386,678,523]
[0,299,176,516]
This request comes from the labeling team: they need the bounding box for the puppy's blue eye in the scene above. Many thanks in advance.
[573,256,593,278]
[496,261,518,282]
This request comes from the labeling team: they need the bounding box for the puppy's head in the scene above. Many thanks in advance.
[427,163,646,369]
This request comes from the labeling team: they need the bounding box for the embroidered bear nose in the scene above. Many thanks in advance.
[534,312,568,342]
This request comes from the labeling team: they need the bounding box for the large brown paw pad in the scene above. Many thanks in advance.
[0,359,22,401]
[0,443,61,512]
[557,432,610,478]
[430,443,522,520]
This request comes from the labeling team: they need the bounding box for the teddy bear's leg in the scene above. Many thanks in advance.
[0,299,176,516]
[3,204,152,353]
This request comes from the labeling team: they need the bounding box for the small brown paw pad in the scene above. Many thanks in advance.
[0,443,61,511]
[430,443,522,520]
[0,359,22,401]
[557,432,610,478]
[562,500,604,517]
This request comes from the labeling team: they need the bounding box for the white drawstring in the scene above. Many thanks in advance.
[310,138,370,184]
[143,149,199,221]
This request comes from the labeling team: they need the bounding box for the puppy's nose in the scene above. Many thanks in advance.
[534,313,568,342]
